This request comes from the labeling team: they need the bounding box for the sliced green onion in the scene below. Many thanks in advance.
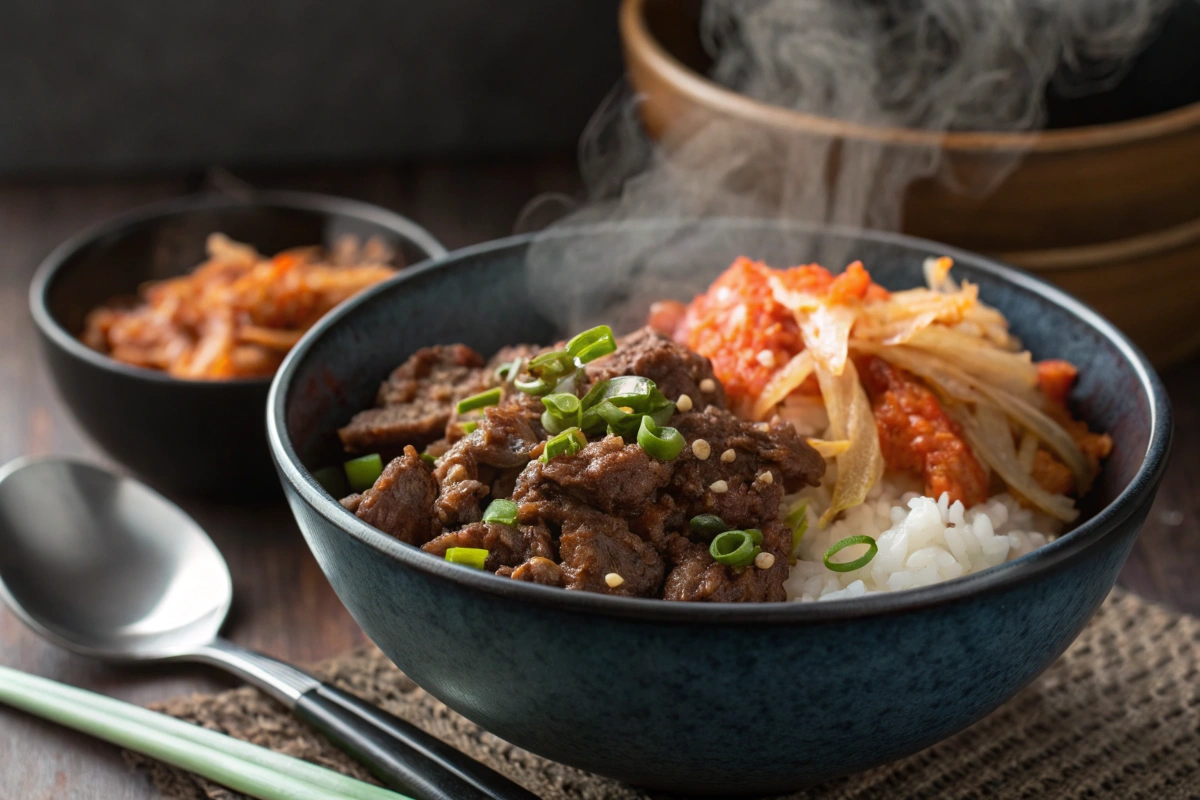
[709,530,762,568]
[495,357,523,382]
[420,453,437,466]
[540,427,587,463]
[343,453,383,493]
[461,421,478,435]
[823,535,879,573]
[311,466,348,497]
[516,350,576,393]
[515,375,555,396]
[690,514,730,537]
[786,503,809,559]
[636,416,685,460]
[541,393,583,435]
[457,387,501,414]
[445,547,489,569]
[566,325,617,364]
[482,498,519,526]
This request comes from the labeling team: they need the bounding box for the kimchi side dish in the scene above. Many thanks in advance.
[82,234,397,379]
[319,256,1111,603]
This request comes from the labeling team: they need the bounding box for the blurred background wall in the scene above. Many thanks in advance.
[0,0,623,177]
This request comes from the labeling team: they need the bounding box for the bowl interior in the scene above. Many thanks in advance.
[639,0,1200,130]
[41,194,440,347]
[281,220,1157,539]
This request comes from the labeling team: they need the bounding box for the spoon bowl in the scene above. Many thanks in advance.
[0,457,230,659]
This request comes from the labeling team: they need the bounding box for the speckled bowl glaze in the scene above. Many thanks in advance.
[268,220,1171,795]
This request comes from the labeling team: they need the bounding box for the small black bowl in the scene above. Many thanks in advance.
[30,191,445,499]
[270,219,1171,794]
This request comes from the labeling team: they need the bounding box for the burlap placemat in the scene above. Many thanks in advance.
[126,589,1200,799]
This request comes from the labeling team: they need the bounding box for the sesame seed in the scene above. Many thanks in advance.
[757,471,774,486]
[676,393,694,412]
[700,378,716,393]
[709,479,728,494]
[756,349,776,368]
[754,552,776,570]
[446,464,469,482]
[756,422,770,432]
[720,448,736,463]
[605,572,625,588]
[692,439,711,460]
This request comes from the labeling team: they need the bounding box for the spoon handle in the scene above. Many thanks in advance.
[188,640,536,800]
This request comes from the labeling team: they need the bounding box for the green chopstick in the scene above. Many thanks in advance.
[0,666,409,800]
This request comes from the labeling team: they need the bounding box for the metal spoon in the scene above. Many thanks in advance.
[0,456,534,800]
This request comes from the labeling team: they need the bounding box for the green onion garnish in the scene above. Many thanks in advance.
[785,503,808,560]
[540,427,586,463]
[541,392,583,435]
[457,387,501,414]
[461,421,478,434]
[482,498,519,526]
[565,325,617,364]
[709,529,762,568]
[496,357,523,382]
[636,416,685,460]
[420,453,437,466]
[514,375,555,396]
[823,535,878,573]
[690,514,731,537]
[343,453,383,493]
[445,547,489,569]
[311,466,348,497]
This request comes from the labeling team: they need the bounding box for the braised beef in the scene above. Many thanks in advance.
[499,557,565,587]
[514,435,673,516]
[339,330,826,602]
[347,446,439,545]
[433,403,540,527]
[338,345,490,454]
[422,521,553,571]
[662,520,791,602]
[586,327,727,410]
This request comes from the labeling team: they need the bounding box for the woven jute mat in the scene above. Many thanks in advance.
[126,589,1200,800]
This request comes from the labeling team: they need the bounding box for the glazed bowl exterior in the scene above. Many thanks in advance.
[269,220,1170,794]
[30,191,445,499]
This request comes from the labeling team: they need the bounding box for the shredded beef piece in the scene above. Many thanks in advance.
[586,327,727,409]
[676,410,825,496]
[433,404,540,527]
[345,446,439,545]
[560,525,664,597]
[857,355,989,508]
[422,521,553,570]
[498,557,565,587]
[663,520,791,602]
[515,435,673,516]
[339,494,362,513]
[338,345,490,454]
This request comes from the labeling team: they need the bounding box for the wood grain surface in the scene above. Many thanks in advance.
[0,160,1195,799]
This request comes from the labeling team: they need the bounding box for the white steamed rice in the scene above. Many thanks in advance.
[782,472,1061,603]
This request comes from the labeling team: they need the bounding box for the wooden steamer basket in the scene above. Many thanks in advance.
[621,0,1200,366]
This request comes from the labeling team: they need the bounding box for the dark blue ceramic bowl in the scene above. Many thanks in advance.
[268,220,1171,795]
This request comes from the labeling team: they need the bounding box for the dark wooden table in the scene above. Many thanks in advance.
[0,161,1196,799]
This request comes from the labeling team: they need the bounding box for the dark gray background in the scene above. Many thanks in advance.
[0,1,622,176]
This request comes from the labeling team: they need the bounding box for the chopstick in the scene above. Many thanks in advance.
[0,666,410,800]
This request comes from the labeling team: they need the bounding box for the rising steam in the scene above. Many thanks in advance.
[526,0,1172,331]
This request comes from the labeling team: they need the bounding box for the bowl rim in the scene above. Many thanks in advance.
[268,218,1173,623]
[621,0,1200,154]
[28,189,448,389]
